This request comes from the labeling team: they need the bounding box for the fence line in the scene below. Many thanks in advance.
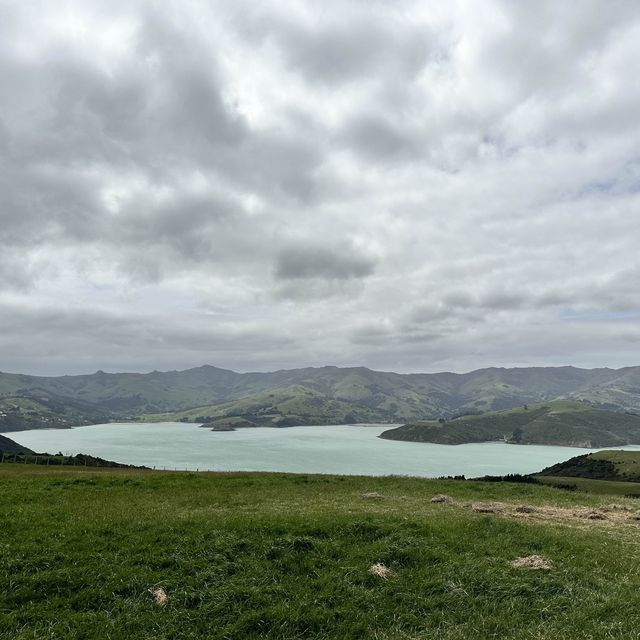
[0,454,218,472]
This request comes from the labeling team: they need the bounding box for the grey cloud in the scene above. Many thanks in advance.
[273,279,368,302]
[409,305,450,323]
[479,291,527,311]
[237,5,434,86]
[341,114,419,161]
[350,322,441,347]
[118,193,240,253]
[424,290,526,315]
[0,301,299,374]
[0,253,34,291]
[274,245,376,281]
[441,292,475,310]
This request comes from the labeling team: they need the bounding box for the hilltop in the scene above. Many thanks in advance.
[2,364,640,430]
[379,400,640,448]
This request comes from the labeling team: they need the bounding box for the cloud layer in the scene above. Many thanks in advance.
[1,0,639,374]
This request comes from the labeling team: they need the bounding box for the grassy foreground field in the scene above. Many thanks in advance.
[2,466,640,639]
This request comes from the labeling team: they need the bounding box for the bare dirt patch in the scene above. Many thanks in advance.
[431,494,451,503]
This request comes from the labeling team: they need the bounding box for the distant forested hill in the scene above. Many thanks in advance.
[379,401,640,448]
[1,364,640,431]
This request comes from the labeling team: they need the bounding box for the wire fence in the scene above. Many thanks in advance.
[0,452,213,472]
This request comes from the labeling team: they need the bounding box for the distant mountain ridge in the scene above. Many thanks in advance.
[1,364,640,431]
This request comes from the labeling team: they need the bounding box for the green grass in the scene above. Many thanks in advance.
[590,450,640,479]
[536,475,640,496]
[2,466,640,639]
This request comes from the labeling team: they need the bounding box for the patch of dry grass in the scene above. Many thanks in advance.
[472,502,501,513]
[510,555,553,570]
[368,563,396,579]
[148,587,168,606]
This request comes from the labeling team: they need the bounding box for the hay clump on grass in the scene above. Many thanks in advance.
[148,587,168,606]
[510,555,553,570]
[369,563,396,579]
[580,510,607,520]
[472,503,499,514]
[514,505,536,514]
[431,494,451,503]
[362,492,384,500]
[606,503,630,511]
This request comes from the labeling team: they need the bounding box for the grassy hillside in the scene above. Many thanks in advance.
[538,450,640,483]
[0,435,34,455]
[2,465,640,639]
[379,400,640,447]
[0,395,107,432]
[141,383,407,427]
[569,367,640,413]
[536,475,640,496]
[3,364,640,430]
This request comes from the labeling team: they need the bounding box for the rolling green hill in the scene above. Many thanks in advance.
[0,394,108,432]
[2,364,640,431]
[379,401,640,448]
[538,450,640,482]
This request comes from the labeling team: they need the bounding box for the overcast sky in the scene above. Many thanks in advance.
[1,0,639,376]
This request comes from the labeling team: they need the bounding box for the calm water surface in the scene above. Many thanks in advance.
[6,422,640,477]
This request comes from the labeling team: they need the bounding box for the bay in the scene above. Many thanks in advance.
[6,422,640,477]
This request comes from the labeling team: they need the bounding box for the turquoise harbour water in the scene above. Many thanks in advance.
[6,422,640,477]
